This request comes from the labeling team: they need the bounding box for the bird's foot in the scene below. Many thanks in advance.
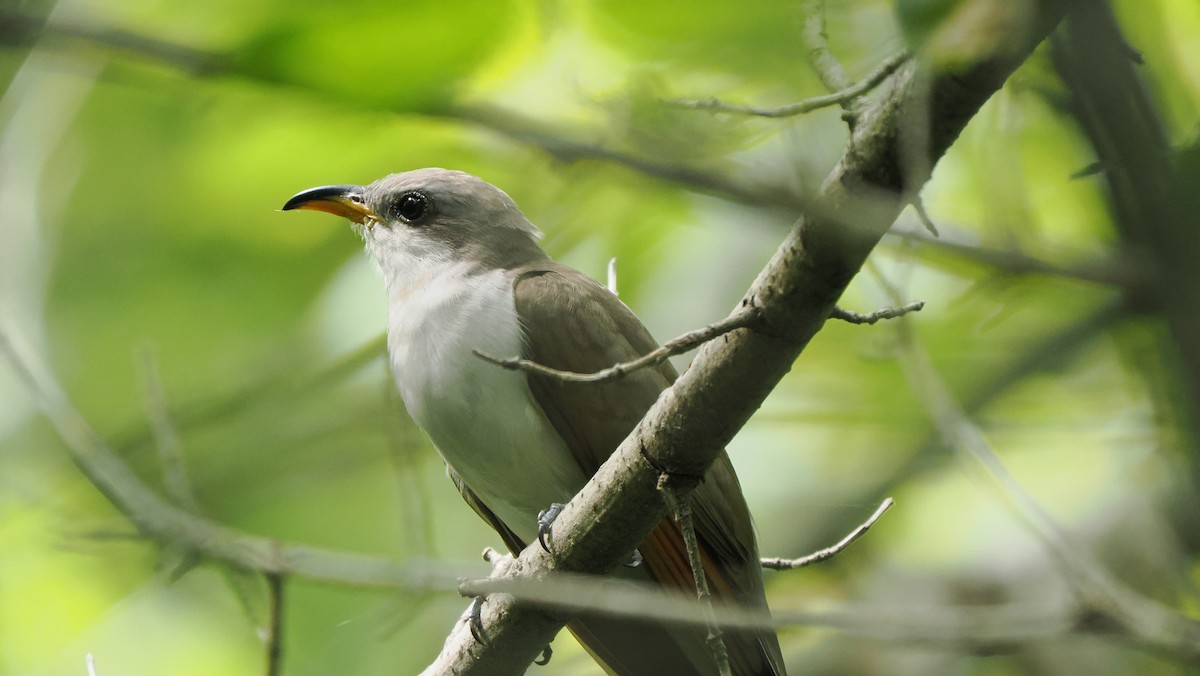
[464,595,487,644]
[534,644,553,666]
[460,547,517,644]
[624,548,643,568]
[537,503,566,552]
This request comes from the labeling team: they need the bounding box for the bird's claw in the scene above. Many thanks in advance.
[534,644,553,666]
[466,595,487,644]
[624,548,643,568]
[537,503,565,552]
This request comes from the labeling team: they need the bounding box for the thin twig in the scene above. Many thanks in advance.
[670,50,909,119]
[800,0,891,127]
[265,574,286,676]
[474,306,762,383]
[762,497,894,570]
[830,301,924,325]
[802,0,854,93]
[658,475,731,676]
[911,196,940,237]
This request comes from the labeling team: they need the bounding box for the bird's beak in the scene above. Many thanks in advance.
[281,185,377,224]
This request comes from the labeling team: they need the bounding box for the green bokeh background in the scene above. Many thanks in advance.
[2,1,1199,674]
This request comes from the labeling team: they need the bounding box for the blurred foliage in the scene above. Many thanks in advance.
[1,1,1199,675]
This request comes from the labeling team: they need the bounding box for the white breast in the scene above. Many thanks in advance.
[383,261,587,545]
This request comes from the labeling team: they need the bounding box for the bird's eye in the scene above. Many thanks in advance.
[393,192,430,224]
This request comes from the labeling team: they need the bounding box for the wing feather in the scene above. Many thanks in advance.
[512,262,785,676]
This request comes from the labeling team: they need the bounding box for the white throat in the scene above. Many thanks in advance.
[379,255,585,544]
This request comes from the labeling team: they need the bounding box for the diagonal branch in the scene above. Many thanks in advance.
[0,327,451,592]
[426,3,1070,672]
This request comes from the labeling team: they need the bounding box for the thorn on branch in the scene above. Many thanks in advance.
[474,306,763,383]
[912,197,940,237]
[762,497,894,571]
[667,50,909,120]
[831,301,924,325]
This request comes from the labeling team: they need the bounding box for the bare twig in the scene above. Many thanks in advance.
[658,475,731,676]
[830,301,924,325]
[802,0,854,93]
[474,306,762,383]
[801,0,888,127]
[762,497,894,570]
[265,574,285,676]
[670,51,909,119]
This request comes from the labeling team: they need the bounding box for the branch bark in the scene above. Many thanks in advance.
[427,3,1068,672]
[1052,2,1200,442]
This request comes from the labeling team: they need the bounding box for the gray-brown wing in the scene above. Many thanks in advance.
[512,262,786,675]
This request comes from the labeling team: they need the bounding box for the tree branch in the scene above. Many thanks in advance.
[425,3,1070,672]
[1052,1,1200,441]
[762,497,893,570]
[0,328,452,592]
[0,9,820,216]
[830,302,924,325]
[473,306,762,383]
[802,1,853,92]
[669,51,909,119]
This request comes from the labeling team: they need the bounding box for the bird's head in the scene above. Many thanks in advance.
[283,168,547,275]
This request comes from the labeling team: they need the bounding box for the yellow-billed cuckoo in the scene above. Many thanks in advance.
[283,168,785,675]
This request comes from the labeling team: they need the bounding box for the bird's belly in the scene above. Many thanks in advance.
[387,268,587,546]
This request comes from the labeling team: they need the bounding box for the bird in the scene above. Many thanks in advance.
[283,168,785,675]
